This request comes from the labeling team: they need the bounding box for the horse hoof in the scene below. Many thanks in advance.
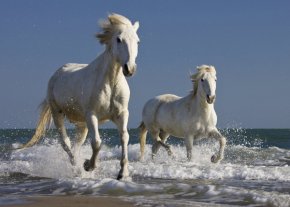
[211,155,218,163]
[83,159,94,171]
[117,173,123,180]
[117,168,129,180]
[138,156,145,162]
[117,169,124,180]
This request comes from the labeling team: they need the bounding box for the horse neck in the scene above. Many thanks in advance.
[91,48,123,87]
[188,92,214,115]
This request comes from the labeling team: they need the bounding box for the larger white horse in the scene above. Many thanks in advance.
[139,65,226,163]
[18,14,140,180]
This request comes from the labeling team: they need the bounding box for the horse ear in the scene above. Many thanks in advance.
[133,21,139,32]
[191,74,198,82]
[108,14,118,25]
[196,65,203,72]
[109,18,114,25]
[96,33,107,45]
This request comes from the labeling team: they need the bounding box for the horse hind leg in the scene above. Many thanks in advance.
[152,140,161,159]
[151,130,162,159]
[52,111,75,165]
[139,122,148,161]
[159,131,172,156]
[185,136,194,161]
[73,123,88,163]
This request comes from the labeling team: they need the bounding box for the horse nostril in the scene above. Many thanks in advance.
[206,95,215,104]
[124,64,129,72]
[123,63,136,77]
[123,64,131,76]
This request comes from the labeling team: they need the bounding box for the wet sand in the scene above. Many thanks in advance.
[4,196,134,207]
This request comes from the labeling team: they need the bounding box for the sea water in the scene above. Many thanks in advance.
[0,128,290,206]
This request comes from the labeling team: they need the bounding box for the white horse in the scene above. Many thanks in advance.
[139,65,226,163]
[18,14,140,180]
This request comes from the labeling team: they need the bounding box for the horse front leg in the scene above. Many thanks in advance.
[73,123,88,162]
[84,113,102,171]
[209,129,226,163]
[185,136,194,161]
[114,111,130,180]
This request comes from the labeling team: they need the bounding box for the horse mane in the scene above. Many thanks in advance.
[190,65,216,97]
[96,13,133,45]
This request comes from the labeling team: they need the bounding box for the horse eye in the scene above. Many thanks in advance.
[117,37,121,43]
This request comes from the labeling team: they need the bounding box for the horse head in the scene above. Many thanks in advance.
[191,65,217,104]
[96,13,140,77]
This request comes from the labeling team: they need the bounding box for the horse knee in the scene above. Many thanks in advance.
[92,138,102,151]
[220,137,226,147]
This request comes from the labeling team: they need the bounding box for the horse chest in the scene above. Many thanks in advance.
[90,87,112,116]
[191,111,217,132]
[94,84,128,119]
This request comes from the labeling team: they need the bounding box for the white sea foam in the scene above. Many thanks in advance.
[4,142,290,181]
[2,141,290,206]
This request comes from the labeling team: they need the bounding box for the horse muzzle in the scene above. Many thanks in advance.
[206,95,216,104]
[123,63,136,77]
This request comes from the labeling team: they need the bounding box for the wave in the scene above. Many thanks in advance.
[3,140,290,181]
[2,140,290,206]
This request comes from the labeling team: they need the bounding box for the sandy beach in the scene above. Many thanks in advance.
[3,196,134,207]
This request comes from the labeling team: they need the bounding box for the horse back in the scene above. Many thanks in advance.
[47,63,92,121]
[142,94,180,129]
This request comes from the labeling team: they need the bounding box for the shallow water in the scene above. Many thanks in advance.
[1,129,290,206]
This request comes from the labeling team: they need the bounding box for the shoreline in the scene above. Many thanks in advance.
[1,196,135,207]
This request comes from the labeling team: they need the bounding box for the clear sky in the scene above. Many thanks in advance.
[0,1,290,129]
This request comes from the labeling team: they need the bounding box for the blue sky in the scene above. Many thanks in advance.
[0,1,290,128]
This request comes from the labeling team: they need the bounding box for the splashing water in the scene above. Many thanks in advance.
[1,128,290,206]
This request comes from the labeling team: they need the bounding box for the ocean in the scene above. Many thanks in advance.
[1,128,290,206]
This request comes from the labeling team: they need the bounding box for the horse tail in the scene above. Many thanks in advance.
[139,121,148,161]
[17,100,52,149]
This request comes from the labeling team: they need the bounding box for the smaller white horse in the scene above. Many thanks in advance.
[139,65,226,163]
[18,14,140,180]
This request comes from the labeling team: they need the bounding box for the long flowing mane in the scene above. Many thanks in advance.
[96,13,134,44]
[191,65,216,97]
